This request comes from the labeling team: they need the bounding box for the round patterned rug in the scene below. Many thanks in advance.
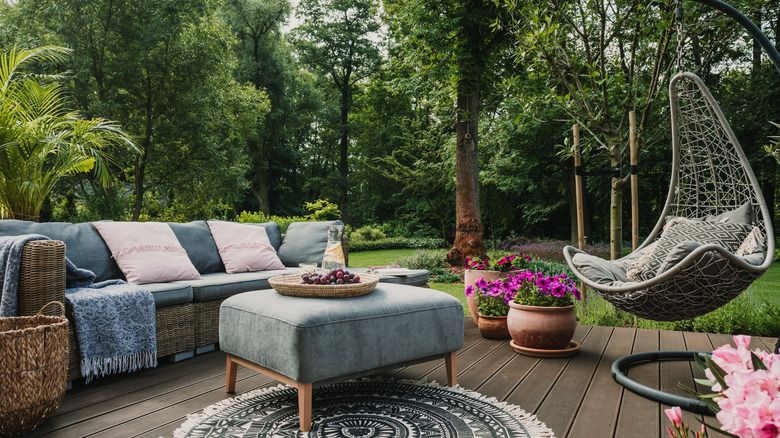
[174,379,555,438]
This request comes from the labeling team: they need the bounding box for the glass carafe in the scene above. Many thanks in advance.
[321,225,346,271]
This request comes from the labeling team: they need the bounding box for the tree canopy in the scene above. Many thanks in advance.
[0,0,777,254]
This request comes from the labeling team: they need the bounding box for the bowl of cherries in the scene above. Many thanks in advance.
[269,269,379,298]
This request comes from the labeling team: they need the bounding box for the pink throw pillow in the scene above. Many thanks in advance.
[207,221,286,273]
[92,222,202,284]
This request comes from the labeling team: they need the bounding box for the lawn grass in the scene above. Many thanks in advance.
[351,248,780,326]
[349,248,470,314]
[348,249,418,268]
[753,261,780,300]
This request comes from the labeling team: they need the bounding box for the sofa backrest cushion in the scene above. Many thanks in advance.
[168,221,224,274]
[253,221,282,252]
[0,219,123,282]
[92,221,202,284]
[277,220,344,267]
[206,220,285,273]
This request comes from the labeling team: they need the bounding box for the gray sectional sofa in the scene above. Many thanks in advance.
[1,219,370,382]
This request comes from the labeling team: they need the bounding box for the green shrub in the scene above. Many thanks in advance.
[407,237,446,249]
[237,211,309,234]
[523,259,576,278]
[349,237,409,252]
[350,225,387,242]
[395,250,447,271]
[428,267,461,283]
[304,199,340,220]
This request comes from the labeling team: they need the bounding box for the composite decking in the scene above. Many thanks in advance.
[20,320,778,438]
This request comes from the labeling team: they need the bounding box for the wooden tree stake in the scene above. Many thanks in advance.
[630,111,639,251]
[573,124,586,304]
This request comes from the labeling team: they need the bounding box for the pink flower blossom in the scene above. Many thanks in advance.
[665,406,683,428]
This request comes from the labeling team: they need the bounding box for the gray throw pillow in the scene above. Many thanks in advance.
[277,220,344,267]
[571,253,628,284]
[706,202,753,224]
[629,221,752,282]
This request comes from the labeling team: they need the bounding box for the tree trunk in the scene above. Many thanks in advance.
[566,168,578,244]
[753,12,763,73]
[608,138,623,260]
[446,82,486,267]
[339,87,350,212]
[132,149,147,221]
[246,138,270,215]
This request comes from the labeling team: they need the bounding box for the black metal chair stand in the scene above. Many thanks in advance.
[611,351,714,415]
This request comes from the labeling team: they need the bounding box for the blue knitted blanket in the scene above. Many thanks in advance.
[0,234,50,317]
[66,259,157,383]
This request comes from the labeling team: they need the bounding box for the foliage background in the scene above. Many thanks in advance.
[1,0,778,248]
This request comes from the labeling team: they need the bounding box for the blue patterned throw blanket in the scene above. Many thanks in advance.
[66,259,158,383]
[0,234,50,317]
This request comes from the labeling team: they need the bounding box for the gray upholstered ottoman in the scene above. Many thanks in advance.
[219,283,464,432]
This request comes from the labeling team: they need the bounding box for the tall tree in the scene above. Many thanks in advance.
[223,0,293,214]
[26,0,269,220]
[384,0,513,266]
[504,0,677,259]
[291,0,383,214]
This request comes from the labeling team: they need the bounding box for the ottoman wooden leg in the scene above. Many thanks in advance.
[226,355,238,393]
[224,353,314,432]
[445,351,457,386]
[298,382,313,432]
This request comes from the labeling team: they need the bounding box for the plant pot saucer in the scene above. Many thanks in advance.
[509,340,581,358]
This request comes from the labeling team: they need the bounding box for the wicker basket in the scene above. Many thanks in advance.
[0,301,69,437]
[269,273,379,298]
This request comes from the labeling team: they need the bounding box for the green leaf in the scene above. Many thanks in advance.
[751,352,767,371]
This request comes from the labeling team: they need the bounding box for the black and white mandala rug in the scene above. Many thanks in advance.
[173,379,555,438]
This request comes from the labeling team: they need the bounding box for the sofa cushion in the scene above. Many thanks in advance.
[168,221,224,274]
[277,220,344,267]
[92,221,202,284]
[143,282,194,307]
[207,220,285,273]
[253,221,282,251]
[0,219,123,282]
[174,269,295,302]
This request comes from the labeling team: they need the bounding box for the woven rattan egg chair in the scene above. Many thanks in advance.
[563,71,775,415]
[564,71,774,323]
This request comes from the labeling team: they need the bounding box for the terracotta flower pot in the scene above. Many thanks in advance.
[463,269,504,325]
[507,302,576,350]
[477,315,511,339]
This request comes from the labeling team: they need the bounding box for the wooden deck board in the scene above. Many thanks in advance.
[535,325,612,437]
[567,326,632,438]
[17,321,777,438]
[615,328,660,438]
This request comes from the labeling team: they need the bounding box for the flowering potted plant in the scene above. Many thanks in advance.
[464,277,517,339]
[506,272,582,353]
[463,253,531,324]
[465,253,532,272]
[666,335,779,438]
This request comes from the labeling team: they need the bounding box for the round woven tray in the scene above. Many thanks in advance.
[268,273,379,298]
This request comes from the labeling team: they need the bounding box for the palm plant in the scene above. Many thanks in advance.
[0,46,137,221]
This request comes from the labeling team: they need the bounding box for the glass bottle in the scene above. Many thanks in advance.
[321,225,346,270]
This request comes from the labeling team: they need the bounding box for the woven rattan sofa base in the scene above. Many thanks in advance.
[194,298,227,347]
[156,303,195,357]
